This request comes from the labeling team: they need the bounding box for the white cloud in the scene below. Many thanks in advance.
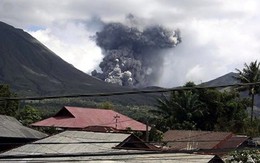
[185,65,204,83]
[28,22,103,73]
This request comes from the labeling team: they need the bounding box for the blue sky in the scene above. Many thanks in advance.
[1,0,260,87]
[26,25,46,32]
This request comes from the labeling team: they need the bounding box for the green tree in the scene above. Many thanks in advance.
[0,84,19,117]
[184,81,196,87]
[98,101,114,109]
[229,149,260,162]
[154,89,206,131]
[153,82,249,133]
[16,105,42,126]
[214,90,249,133]
[235,60,260,123]
[197,89,222,130]
[198,89,249,132]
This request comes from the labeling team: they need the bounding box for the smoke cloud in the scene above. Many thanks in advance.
[91,20,181,87]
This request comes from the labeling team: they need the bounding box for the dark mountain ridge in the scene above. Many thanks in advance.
[3,21,258,107]
[200,72,239,87]
[0,21,157,105]
[201,72,260,108]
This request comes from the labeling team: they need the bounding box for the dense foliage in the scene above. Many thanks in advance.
[16,105,42,126]
[235,60,260,123]
[228,149,260,162]
[1,81,260,138]
[0,84,19,117]
[0,84,42,126]
[152,82,254,135]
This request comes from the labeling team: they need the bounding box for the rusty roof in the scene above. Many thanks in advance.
[0,130,223,163]
[162,130,248,151]
[31,106,149,131]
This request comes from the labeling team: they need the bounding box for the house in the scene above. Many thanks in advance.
[1,131,132,155]
[31,106,149,132]
[115,133,158,151]
[0,114,47,152]
[0,130,223,162]
[162,130,249,155]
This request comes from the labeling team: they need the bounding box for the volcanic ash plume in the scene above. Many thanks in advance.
[91,22,181,87]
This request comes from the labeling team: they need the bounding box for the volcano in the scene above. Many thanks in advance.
[0,21,157,105]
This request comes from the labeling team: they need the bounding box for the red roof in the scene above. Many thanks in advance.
[31,106,149,131]
[163,130,248,152]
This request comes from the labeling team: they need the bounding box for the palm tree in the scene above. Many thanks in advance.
[235,60,260,123]
[153,90,206,130]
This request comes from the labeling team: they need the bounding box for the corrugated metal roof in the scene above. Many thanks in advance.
[2,131,131,155]
[32,106,149,131]
[0,131,223,163]
[0,114,47,139]
[217,135,249,149]
[163,130,248,151]
[81,153,222,163]
[0,131,223,162]
[0,151,222,162]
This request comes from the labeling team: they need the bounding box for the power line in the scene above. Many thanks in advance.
[0,147,259,159]
[0,137,255,145]
[1,82,260,101]
[0,140,246,145]
[0,82,259,160]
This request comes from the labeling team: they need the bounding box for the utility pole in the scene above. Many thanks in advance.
[145,121,149,142]
[114,114,120,129]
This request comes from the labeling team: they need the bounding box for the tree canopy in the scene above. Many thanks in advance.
[16,105,42,126]
[0,84,42,126]
[152,82,250,133]
[235,60,260,122]
[0,84,19,117]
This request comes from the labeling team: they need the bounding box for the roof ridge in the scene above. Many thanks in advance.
[32,106,148,131]
[56,106,76,118]
[212,132,233,149]
[171,130,232,141]
[172,130,211,141]
[65,106,114,111]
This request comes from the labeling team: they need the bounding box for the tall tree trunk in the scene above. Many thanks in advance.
[251,93,255,124]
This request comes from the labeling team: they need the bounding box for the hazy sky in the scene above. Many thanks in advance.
[1,0,260,87]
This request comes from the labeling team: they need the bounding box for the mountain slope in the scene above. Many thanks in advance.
[200,72,238,87]
[0,21,158,105]
[201,72,260,108]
